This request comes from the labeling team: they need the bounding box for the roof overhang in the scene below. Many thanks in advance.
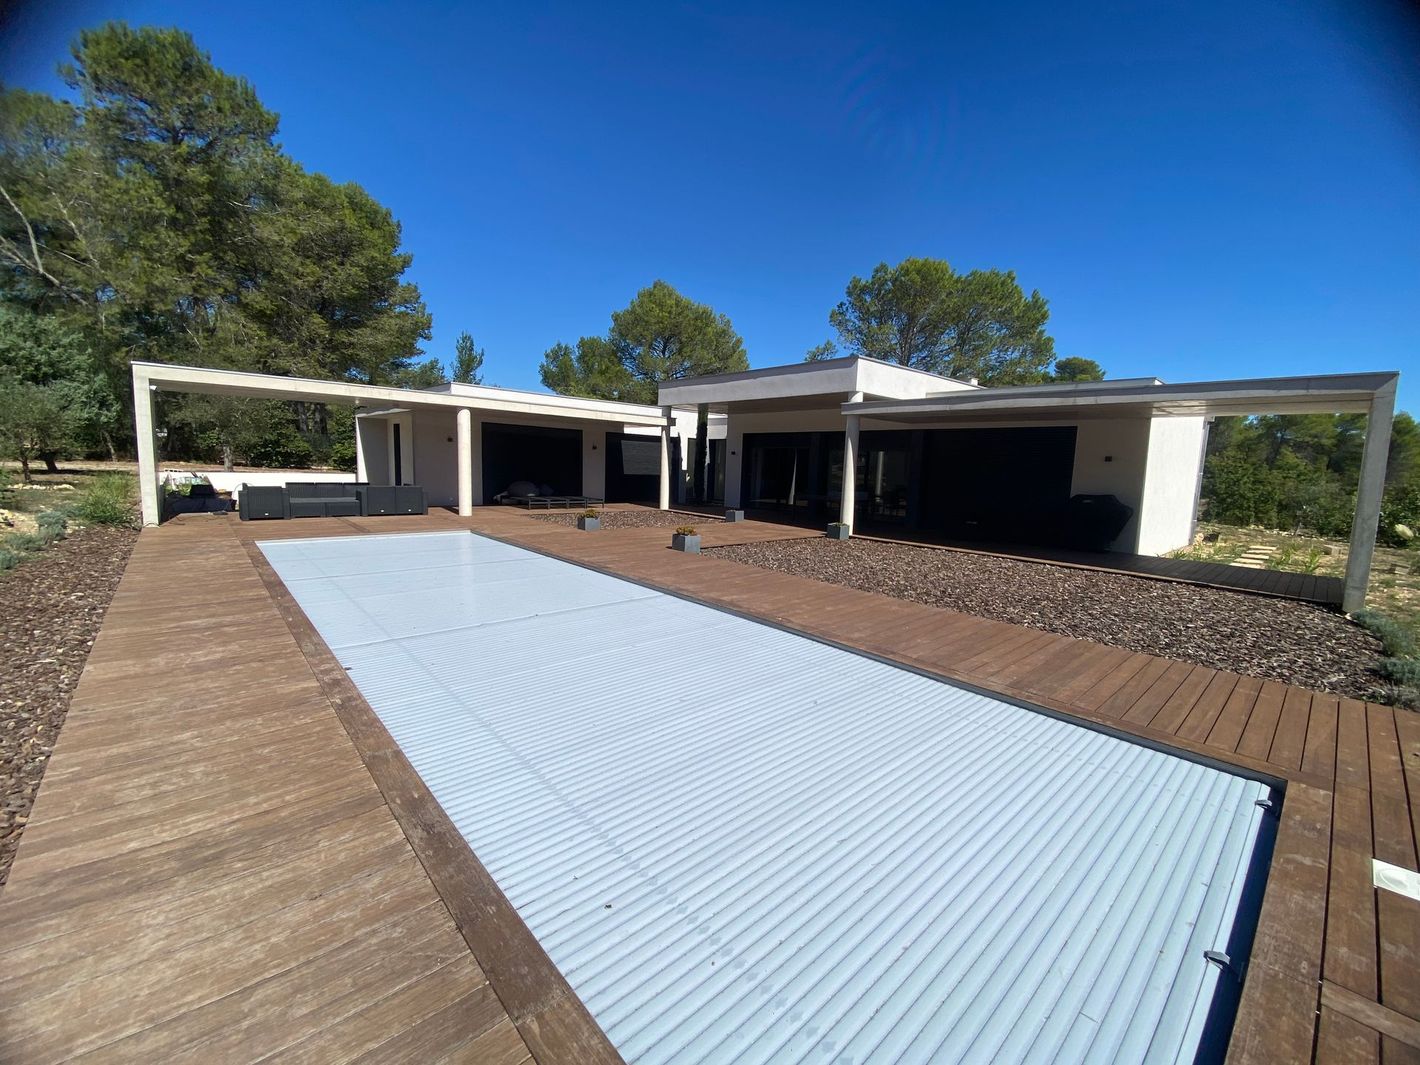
[844,371,1400,423]
[131,362,669,428]
[657,355,977,413]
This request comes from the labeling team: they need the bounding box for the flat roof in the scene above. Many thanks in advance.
[131,361,669,427]
[262,529,1277,1065]
[848,370,1400,422]
[657,356,979,412]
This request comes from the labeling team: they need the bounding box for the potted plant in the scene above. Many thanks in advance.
[826,521,851,540]
[577,508,601,531]
[724,508,745,522]
[671,525,701,553]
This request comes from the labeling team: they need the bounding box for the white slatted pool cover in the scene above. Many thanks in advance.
[259,532,1276,1065]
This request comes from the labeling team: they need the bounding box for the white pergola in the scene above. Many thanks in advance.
[131,362,673,527]
[841,370,1400,613]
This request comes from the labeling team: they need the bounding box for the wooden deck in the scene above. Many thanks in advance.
[0,516,612,1065]
[2,506,1414,1063]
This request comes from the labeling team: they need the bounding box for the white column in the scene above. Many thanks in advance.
[1343,380,1398,613]
[132,366,161,527]
[354,409,368,482]
[839,392,863,532]
[658,406,672,510]
[456,407,473,517]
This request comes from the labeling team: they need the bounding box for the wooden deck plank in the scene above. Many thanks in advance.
[1302,694,1340,783]
[1235,680,1287,760]
[1314,1006,1380,1064]
[1368,703,1420,1024]
[1267,686,1314,773]
[1206,675,1264,752]
[1176,670,1244,743]
[1325,784,1378,999]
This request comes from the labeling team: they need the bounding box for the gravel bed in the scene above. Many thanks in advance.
[708,537,1385,698]
[532,509,723,531]
[1,525,137,886]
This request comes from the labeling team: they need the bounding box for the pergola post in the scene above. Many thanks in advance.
[658,406,672,510]
[456,407,473,517]
[132,366,161,527]
[839,393,864,533]
[1343,379,1398,613]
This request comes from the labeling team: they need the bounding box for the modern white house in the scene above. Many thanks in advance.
[131,357,1398,610]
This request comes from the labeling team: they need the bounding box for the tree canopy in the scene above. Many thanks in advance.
[0,22,431,464]
[814,257,1056,384]
[539,280,748,404]
[1052,356,1106,382]
[452,331,485,384]
[1203,412,1420,545]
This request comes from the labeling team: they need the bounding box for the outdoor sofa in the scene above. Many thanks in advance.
[238,482,428,520]
[493,479,604,510]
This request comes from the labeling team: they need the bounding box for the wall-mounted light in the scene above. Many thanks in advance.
[591,443,598,451]
[1104,455,1113,462]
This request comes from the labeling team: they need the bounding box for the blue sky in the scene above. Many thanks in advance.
[3,0,1418,410]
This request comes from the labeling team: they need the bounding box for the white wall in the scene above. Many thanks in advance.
[1069,419,1152,551]
[1136,416,1208,555]
[412,410,459,507]
[356,417,389,484]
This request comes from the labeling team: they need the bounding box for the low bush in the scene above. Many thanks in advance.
[5,531,49,553]
[36,510,68,540]
[1378,657,1420,687]
[76,473,137,526]
[0,547,18,571]
[674,525,697,537]
[1352,608,1418,659]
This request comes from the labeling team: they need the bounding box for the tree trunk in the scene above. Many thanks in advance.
[222,443,235,472]
[102,430,117,462]
[42,452,60,473]
[18,451,32,483]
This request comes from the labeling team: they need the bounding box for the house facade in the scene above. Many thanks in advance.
[131,357,1397,610]
[656,358,1210,556]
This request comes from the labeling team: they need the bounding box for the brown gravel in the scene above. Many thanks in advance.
[533,509,723,531]
[1,524,137,886]
[708,537,1385,698]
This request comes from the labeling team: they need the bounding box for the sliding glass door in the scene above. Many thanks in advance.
[746,440,811,511]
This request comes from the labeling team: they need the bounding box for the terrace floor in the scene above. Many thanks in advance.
[1,506,1416,1064]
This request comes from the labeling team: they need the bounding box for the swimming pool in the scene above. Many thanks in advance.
[260,530,1276,1065]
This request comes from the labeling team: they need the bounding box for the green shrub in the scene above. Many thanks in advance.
[1378,657,1420,687]
[4,531,48,553]
[1352,608,1418,658]
[0,547,18,571]
[36,510,67,540]
[246,426,314,469]
[76,472,137,526]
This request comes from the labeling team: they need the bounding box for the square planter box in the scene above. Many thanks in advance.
[672,533,702,554]
[725,509,745,522]
[826,524,851,540]
[577,516,601,531]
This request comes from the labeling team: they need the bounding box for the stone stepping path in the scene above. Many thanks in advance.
[1232,545,1276,569]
